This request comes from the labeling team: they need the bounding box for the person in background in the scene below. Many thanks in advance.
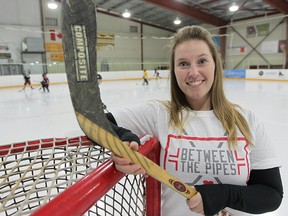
[108,26,283,215]
[142,69,149,85]
[97,73,103,85]
[154,68,161,80]
[22,70,34,90]
[97,73,108,112]
[40,73,50,92]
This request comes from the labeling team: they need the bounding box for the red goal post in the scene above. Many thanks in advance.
[0,135,161,216]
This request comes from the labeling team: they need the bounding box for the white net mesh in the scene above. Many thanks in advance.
[0,136,148,216]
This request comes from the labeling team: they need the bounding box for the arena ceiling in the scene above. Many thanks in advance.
[94,0,288,32]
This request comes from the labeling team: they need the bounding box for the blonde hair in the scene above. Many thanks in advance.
[167,26,252,148]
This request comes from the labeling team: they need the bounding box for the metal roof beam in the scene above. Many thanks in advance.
[262,0,288,14]
[110,0,133,10]
[143,0,227,26]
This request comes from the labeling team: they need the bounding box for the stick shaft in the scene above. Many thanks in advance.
[77,112,197,199]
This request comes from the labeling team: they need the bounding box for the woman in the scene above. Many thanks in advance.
[109,26,283,215]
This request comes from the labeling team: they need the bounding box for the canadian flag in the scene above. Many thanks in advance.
[50,29,63,41]
[50,29,56,41]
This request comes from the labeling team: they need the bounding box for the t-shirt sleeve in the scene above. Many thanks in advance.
[113,102,159,138]
[248,111,281,170]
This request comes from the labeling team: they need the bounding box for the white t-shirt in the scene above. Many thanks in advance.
[113,101,280,216]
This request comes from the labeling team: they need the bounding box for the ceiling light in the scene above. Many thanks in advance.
[229,4,239,12]
[48,1,58,10]
[174,17,181,25]
[122,9,131,18]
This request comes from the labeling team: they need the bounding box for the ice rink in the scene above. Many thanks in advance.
[0,78,287,215]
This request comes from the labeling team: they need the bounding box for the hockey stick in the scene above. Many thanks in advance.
[62,0,197,199]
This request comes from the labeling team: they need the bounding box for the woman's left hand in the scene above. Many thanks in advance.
[186,192,204,215]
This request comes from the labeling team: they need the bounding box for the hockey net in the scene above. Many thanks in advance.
[0,135,161,216]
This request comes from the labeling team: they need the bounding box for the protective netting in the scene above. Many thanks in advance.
[0,136,146,216]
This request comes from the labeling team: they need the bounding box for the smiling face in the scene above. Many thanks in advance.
[174,39,215,110]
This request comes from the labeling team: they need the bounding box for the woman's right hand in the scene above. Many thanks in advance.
[111,141,146,175]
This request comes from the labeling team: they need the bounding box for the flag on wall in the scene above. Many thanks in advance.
[278,40,286,53]
[96,32,115,51]
[227,46,247,55]
[48,29,63,42]
[246,23,269,37]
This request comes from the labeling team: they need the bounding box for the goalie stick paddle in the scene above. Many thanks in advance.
[62,0,197,199]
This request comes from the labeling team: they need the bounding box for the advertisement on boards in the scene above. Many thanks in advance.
[246,69,288,80]
[224,69,246,78]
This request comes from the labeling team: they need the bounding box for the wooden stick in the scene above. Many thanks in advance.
[76,112,197,198]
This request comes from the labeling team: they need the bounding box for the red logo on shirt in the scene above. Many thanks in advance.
[203,180,214,184]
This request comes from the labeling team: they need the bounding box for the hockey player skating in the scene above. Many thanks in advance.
[20,70,34,91]
[97,73,103,85]
[154,68,161,80]
[97,73,108,112]
[142,69,149,85]
[40,73,50,92]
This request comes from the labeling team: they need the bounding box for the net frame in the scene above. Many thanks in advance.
[0,136,160,216]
